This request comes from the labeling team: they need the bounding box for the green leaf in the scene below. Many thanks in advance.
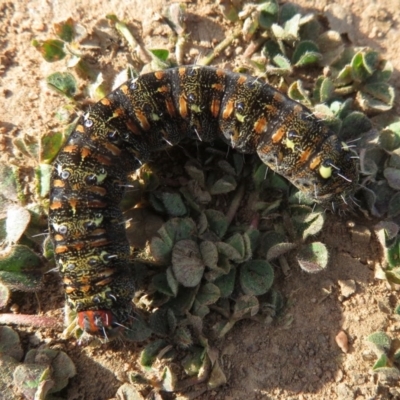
[272,54,292,70]
[384,168,400,190]
[372,353,389,370]
[0,326,23,361]
[267,242,297,261]
[367,331,392,355]
[209,175,237,195]
[351,52,372,82]
[53,18,75,42]
[32,39,66,62]
[388,192,400,217]
[160,192,187,217]
[363,50,380,74]
[172,240,205,287]
[204,210,229,238]
[292,40,322,67]
[140,339,168,368]
[149,49,170,62]
[40,131,64,163]
[239,260,274,296]
[214,268,236,298]
[46,72,77,98]
[185,161,205,186]
[340,112,372,141]
[297,242,329,273]
[287,80,312,106]
[258,0,279,29]
[216,241,242,262]
[200,240,218,269]
[0,245,41,273]
[232,295,259,319]
[362,82,395,107]
[196,283,220,305]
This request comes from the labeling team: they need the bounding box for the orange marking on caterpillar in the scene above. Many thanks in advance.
[222,99,234,119]
[254,117,268,135]
[63,145,78,153]
[273,92,285,104]
[90,228,107,236]
[95,277,114,287]
[210,98,221,118]
[89,238,110,247]
[155,71,165,80]
[120,84,129,95]
[87,200,107,208]
[54,234,64,241]
[309,155,322,170]
[237,75,247,85]
[272,127,286,144]
[126,118,142,135]
[104,142,122,156]
[50,201,63,210]
[135,110,150,130]
[179,95,188,118]
[53,180,65,188]
[75,124,85,133]
[101,98,112,106]
[81,147,91,159]
[165,99,177,117]
[299,148,312,164]
[94,154,112,166]
[87,186,107,196]
[55,245,69,254]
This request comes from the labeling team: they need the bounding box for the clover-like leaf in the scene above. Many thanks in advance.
[232,295,259,319]
[384,168,400,190]
[32,39,66,62]
[0,326,23,361]
[214,268,236,298]
[240,260,274,296]
[172,240,205,287]
[140,339,169,368]
[292,40,322,67]
[288,80,312,106]
[46,72,77,98]
[209,175,237,195]
[297,242,329,273]
[204,210,229,238]
[258,0,279,29]
[53,18,75,42]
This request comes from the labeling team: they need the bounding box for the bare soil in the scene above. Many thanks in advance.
[1,0,400,399]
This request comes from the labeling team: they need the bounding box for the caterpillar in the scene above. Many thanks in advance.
[48,66,358,338]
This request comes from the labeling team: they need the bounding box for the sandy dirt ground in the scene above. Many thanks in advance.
[1,0,400,399]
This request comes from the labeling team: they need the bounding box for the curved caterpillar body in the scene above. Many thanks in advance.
[49,66,358,337]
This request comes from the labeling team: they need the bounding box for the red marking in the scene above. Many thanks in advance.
[78,310,114,335]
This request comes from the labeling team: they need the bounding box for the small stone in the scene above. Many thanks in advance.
[335,330,349,353]
[338,279,356,298]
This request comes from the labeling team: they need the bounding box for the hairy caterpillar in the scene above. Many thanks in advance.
[48,66,358,338]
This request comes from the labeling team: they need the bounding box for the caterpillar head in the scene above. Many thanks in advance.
[77,310,124,340]
[291,136,359,207]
